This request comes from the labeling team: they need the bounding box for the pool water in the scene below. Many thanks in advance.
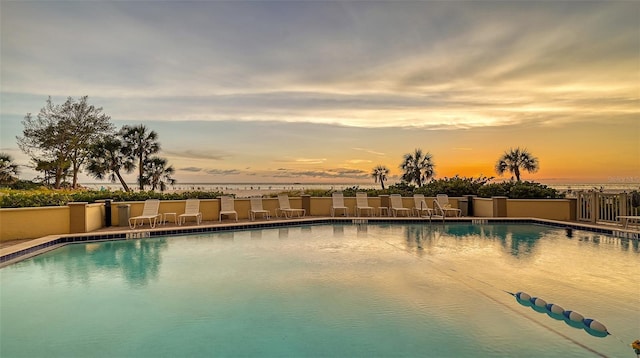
[1,224,638,357]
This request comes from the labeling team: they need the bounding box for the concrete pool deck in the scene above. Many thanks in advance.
[1,216,638,268]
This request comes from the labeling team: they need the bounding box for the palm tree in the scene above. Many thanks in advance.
[371,165,390,190]
[495,147,539,181]
[400,149,434,187]
[120,124,160,190]
[85,137,134,192]
[0,153,20,185]
[144,157,176,192]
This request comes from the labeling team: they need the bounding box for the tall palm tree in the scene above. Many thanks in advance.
[144,157,176,192]
[0,153,20,185]
[495,147,539,181]
[120,124,160,190]
[371,165,390,190]
[400,149,434,187]
[85,137,134,192]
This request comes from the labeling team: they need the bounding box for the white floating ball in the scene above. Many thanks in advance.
[515,292,531,301]
[584,319,608,333]
[564,310,585,322]
[546,303,565,315]
[531,297,547,307]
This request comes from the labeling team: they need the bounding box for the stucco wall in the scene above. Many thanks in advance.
[473,198,494,217]
[507,199,573,221]
[0,206,70,241]
[86,203,105,232]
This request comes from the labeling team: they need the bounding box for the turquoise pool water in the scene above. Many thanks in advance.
[1,223,638,357]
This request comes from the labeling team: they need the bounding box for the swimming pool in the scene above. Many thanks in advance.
[1,223,638,357]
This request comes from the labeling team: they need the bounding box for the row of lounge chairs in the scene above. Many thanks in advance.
[128,193,461,229]
[331,192,461,218]
[128,198,204,229]
[224,195,306,221]
[128,194,306,229]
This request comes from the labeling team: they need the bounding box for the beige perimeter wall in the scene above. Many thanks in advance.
[507,199,573,221]
[1,197,577,241]
[0,207,70,241]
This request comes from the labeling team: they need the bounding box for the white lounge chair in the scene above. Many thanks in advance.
[434,194,461,217]
[390,194,411,217]
[129,199,162,229]
[618,215,640,229]
[331,192,349,217]
[413,194,435,218]
[249,197,271,221]
[219,196,238,221]
[179,198,202,226]
[276,194,305,218]
[355,192,375,217]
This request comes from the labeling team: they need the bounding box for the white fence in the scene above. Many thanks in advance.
[576,192,639,224]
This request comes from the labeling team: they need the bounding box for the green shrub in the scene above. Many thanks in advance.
[0,190,226,208]
[0,192,72,208]
[0,179,565,208]
[477,181,562,199]
[8,180,43,190]
[477,182,514,198]
[417,176,492,197]
[509,181,563,199]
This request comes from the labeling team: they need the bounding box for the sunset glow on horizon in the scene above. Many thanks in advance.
[1,1,638,186]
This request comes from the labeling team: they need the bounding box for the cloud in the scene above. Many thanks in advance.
[179,167,203,172]
[2,1,636,132]
[345,159,372,164]
[273,158,327,165]
[352,147,385,156]
[271,167,369,180]
[206,169,241,175]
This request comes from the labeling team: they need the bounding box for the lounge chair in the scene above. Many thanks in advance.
[331,192,349,217]
[128,199,162,229]
[412,194,434,218]
[249,197,271,221]
[219,196,238,221]
[434,194,461,217]
[355,192,375,217]
[618,215,640,229]
[178,198,202,226]
[276,194,305,218]
[390,194,411,217]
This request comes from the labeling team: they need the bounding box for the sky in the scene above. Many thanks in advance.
[1,1,639,186]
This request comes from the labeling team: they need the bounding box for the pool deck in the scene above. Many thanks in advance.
[1,216,638,268]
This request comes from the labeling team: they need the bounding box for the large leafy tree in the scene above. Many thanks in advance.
[0,153,20,185]
[85,136,134,192]
[120,124,160,191]
[144,157,176,192]
[495,147,539,182]
[371,165,389,190]
[17,98,68,188]
[400,149,435,187]
[17,96,113,188]
[60,96,114,188]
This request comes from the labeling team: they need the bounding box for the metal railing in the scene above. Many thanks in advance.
[577,192,639,224]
